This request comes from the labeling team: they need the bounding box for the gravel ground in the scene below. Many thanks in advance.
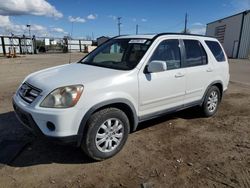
[229,58,250,86]
[0,54,250,188]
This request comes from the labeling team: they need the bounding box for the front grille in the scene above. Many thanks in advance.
[18,82,42,104]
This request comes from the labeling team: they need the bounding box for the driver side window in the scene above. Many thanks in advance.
[150,39,181,70]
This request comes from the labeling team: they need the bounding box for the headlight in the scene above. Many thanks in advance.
[40,85,83,108]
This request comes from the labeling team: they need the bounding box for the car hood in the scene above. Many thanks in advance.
[25,63,126,94]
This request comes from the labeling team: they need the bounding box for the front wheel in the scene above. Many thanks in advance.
[202,86,221,117]
[81,108,130,161]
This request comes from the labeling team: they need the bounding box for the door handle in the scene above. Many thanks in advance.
[206,68,213,72]
[175,72,185,78]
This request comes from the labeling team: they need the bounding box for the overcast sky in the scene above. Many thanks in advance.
[0,0,249,39]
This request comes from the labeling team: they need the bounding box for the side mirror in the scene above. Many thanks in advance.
[146,60,167,73]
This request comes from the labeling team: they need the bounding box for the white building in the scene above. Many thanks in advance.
[206,10,250,59]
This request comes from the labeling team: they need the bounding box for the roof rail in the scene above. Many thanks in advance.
[152,32,216,40]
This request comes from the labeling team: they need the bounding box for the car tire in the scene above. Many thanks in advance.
[202,86,221,117]
[81,108,130,161]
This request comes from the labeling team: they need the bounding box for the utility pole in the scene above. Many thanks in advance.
[117,17,122,36]
[136,24,139,35]
[27,24,31,38]
[26,24,33,54]
[69,21,74,63]
[184,13,188,34]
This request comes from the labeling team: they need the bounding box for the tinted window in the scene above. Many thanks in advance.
[150,39,181,70]
[205,41,226,62]
[184,40,207,67]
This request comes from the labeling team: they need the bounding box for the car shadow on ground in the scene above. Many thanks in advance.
[0,111,95,167]
[0,107,203,167]
[137,107,203,131]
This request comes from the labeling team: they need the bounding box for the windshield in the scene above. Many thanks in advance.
[80,38,152,70]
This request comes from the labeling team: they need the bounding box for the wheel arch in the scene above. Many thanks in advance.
[201,80,224,105]
[76,99,138,146]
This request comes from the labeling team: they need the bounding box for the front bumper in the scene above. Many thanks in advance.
[12,94,83,144]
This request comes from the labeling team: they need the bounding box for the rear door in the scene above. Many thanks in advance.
[182,39,213,104]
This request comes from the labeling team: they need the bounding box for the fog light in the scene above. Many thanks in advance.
[47,121,55,131]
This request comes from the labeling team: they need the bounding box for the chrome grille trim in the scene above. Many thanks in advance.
[18,82,42,104]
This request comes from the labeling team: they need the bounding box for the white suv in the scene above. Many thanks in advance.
[13,33,229,160]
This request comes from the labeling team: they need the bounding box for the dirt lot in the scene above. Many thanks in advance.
[0,54,250,188]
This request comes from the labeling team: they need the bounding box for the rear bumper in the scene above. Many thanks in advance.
[12,98,78,145]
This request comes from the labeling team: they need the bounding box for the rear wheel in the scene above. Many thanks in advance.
[202,86,221,117]
[81,108,130,161]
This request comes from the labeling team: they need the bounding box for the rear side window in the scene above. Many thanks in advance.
[183,40,207,67]
[150,39,181,70]
[205,41,226,62]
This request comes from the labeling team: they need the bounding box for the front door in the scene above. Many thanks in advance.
[138,39,186,117]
